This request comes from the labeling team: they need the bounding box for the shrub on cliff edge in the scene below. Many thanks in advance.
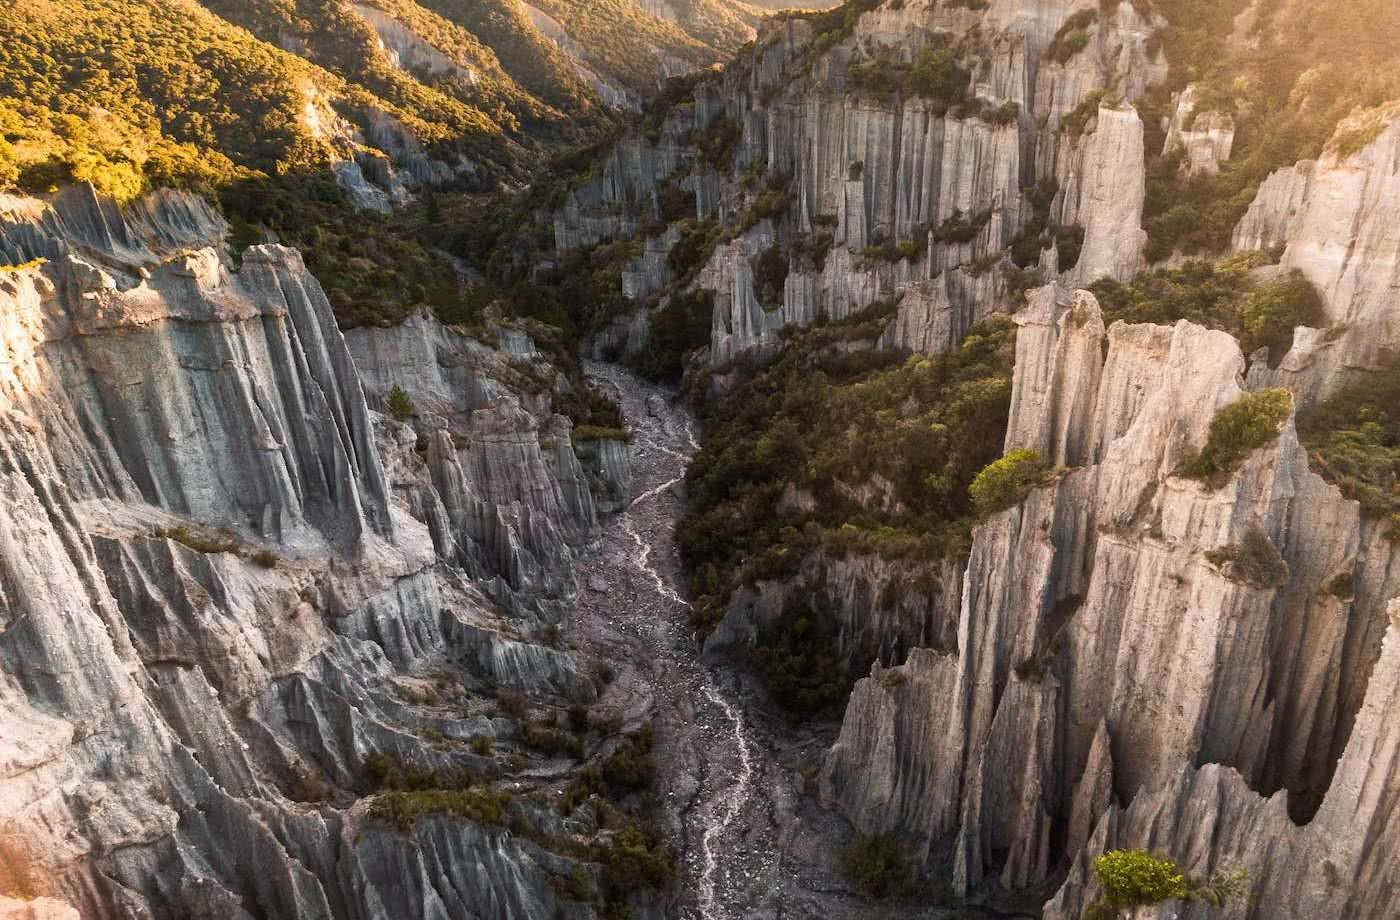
[1180,389,1292,489]
[970,449,1049,515]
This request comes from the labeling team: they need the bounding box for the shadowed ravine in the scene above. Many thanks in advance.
[576,362,778,918]
[575,364,1046,920]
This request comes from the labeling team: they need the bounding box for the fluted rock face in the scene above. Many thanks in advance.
[822,285,1400,903]
[549,0,1162,366]
[0,187,617,918]
[1235,119,1400,404]
[705,551,964,673]
[1045,599,1400,920]
[1051,103,1148,283]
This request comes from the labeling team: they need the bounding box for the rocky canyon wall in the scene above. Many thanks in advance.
[0,184,627,918]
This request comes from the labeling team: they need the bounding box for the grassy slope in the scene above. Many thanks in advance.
[526,0,721,92]
[417,0,606,116]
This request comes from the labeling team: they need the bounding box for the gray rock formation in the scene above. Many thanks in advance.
[821,286,1400,908]
[1236,118,1400,404]
[0,186,626,919]
[547,0,1161,365]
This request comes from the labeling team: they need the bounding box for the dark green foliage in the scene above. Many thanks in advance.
[1088,258,1309,344]
[594,825,674,891]
[1180,389,1293,489]
[1206,526,1290,588]
[523,723,585,759]
[847,44,971,109]
[969,449,1049,515]
[751,245,790,309]
[1297,357,1400,539]
[1089,260,1249,326]
[755,599,851,718]
[698,117,743,170]
[837,834,915,898]
[368,788,510,832]
[1060,90,1115,138]
[385,385,415,422]
[632,289,715,383]
[1046,10,1098,64]
[600,727,656,792]
[667,218,723,285]
[654,182,698,224]
[679,316,1016,632]
[1240,270,1325,363]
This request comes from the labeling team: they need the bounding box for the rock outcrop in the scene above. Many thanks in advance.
[0,186,626,918]
[821,285,1400,906]
[1236,118,1400,404]
[549,0,1164,365]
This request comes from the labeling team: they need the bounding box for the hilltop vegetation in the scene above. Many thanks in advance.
[0,0,619,332]
[526,0,721,94]
[1140,0,1400,261]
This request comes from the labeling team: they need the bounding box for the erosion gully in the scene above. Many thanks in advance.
[573,363,1038,920]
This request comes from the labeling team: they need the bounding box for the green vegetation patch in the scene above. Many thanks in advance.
[1205,526,1290,588]
[755,595,852,719]
[1297,357,1400,540]
[679,315,1016,633]
[1084,849,1250,920]
[969,449,1051,516]
[1139,0,1400,262]
[1088,260,1321,363]
[1179,389,1292,489]
[837,833,916,899]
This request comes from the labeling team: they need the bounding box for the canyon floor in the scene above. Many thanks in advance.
[572,363,1042,920]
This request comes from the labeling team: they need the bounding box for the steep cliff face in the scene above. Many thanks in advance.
[1237,117,1400,404]
[820,281,1399,903]
[1044,600,1400,920]
[549,0,1161,369]
[0,186,625,918]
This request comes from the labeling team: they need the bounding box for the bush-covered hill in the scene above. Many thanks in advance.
[0,0,626,331]
[523,0,722,94]
[1140,0,1400,261]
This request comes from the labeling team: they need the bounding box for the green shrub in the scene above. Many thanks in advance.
[1088,260,1252,329]
[698,117,743,170]
[1240,270,1325,363]
[969,449,1049,515]
[1093,850,1186,908]
[600,727,656,791]
[1206,526,1290,587]
[754,599,851,719]
[1047,10,1098,64]
[667,218,722,284]
[1060,90,1109,137]
[595,824,674,890]
[1180,389,1293,489]
[496,688,529,719]
[1297,358,1400,538]
[837,834,915,898]
[368,788,510,832]
[386,385,416,422]
[751,245,790,309]
[152,525,239,555]
[631,289,714,383]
